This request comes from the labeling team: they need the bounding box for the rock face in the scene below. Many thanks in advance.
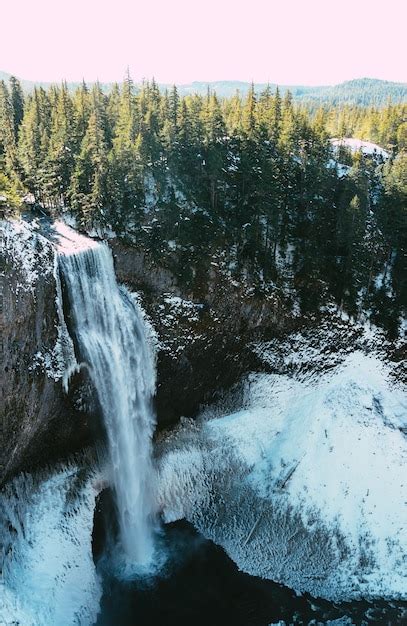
[1,220,93,485]
[2,217,288,482]
[4,217,402,485]
[110,239,288,427]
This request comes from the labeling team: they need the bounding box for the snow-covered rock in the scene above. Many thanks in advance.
[1,218,94,484]
[1,218,54,295]
[156,351,407,601]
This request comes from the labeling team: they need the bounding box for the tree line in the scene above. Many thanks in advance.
[1,75,406,335]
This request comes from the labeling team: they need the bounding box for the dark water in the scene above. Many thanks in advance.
[95,520,406,626]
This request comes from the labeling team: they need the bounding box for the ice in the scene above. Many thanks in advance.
[156,352,407,601]
[0,460,103,626]
[53,220,99,255]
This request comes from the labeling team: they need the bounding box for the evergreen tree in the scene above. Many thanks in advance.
[18,88,51,202]
[9,76,24,141]
[72,80,91,150]
[109,76,142,228]
[69,88,110,225]
[201,92,226,211]
[46,83,75,206]
[0,81,17,174]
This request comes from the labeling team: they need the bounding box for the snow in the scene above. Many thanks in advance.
[128,290,161,358]
[53,220,99,255]
[1,219,54,294]
[143,171,159,210]
[59,212,77,228]
[29,347,65,383]
[229,353,406,546]
[2,218,82,385]
[252,311,406,385]
[330,138,389,159]
[0,459,103,626]
[156,294,206,354]
[156,351,407,601]
[22,193,35,204]
[327,158,351,178]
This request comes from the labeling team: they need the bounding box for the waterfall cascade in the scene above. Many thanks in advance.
[59,238,156,565]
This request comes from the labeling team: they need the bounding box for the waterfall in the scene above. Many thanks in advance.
[58,241,156,565]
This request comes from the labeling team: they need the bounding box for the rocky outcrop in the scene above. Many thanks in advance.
[110,239,289,426]
[2,217,289,482]
[4,217,403,485]
[1,219,93,485]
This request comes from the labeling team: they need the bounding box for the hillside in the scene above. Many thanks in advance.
[1,70,406,105]
[176,78,407,105]
[303,78,407,106]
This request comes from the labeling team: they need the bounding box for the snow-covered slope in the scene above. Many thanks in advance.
[1,343,405,621]
[330,138,389,159]
[156,352,407,601]
[0,459,103,626]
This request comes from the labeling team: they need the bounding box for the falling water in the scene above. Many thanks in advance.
[58,240,156,565]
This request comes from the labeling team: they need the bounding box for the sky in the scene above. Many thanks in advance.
[1,0,406,85]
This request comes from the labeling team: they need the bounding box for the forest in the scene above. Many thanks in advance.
[1,74,406,335]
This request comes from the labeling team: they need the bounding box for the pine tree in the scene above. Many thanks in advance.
[201,92,226,211]
[69,87,110,225]
[0,81,17,174]
[46,83,75,206]
[18,87,51,202]
[9,76,24,141]
[72,80,91,150]
[109,76,142,228]
[242,83,257,140]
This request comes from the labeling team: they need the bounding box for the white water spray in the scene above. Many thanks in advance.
[59,239,156,565]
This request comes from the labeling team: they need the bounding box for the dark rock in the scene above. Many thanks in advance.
[1,221,94,485]
[110,239,289,427]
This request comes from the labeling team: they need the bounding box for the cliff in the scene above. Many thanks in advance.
[1,219,92,484]
[2,217,286,482]
[2,216,404,485]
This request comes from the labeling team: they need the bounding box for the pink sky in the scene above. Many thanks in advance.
[1,0,406,85]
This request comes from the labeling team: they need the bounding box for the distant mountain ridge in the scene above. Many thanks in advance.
[1,71,406,106]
